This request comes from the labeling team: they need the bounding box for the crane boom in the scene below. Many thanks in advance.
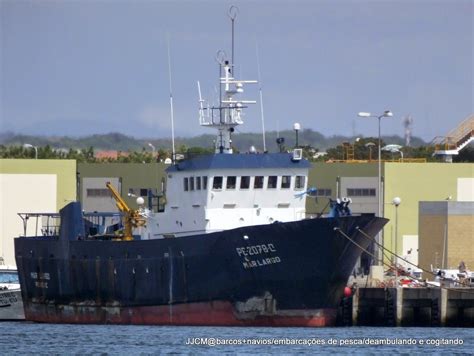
[106,182,146,240]
[106,182,131,213]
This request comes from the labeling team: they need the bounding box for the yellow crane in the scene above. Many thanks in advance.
[106,182,146,240]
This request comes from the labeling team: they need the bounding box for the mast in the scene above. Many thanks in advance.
[167,34,176,162]
[197,6,257,154]
[256,40,267,152]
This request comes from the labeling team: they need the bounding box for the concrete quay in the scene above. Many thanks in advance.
[337,287,474,327]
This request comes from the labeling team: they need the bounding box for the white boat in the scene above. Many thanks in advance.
[431,266,474,287]
[0,264,25,320]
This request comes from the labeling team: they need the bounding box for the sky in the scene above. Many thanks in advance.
[1,0,473,143]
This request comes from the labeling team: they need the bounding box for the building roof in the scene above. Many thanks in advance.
[94,150,129,159]
[167,153,311,172]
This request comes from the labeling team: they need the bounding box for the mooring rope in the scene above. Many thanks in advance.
[333,227,398,279]
[335,226,474,294]
[356,227,472,290]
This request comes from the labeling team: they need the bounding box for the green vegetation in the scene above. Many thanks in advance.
[1,130,471,162]
[0,145,96,162]
[0,130,426,151]
[324,137,441,162]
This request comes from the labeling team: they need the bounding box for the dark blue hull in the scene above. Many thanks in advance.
[15,209,387,326]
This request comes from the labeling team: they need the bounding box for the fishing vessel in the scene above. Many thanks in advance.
[14,9,387,326]
[0,262,24,320]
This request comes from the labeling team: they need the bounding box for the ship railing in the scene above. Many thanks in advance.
[17,211,124,239]
[17,213,61,238]
[200,105,247,127]
[83,212,124,237]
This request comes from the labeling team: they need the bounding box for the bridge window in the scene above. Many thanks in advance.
[183,178,189,191]
[203,176,208,190]
[189,177,195,191]
[213,176,223,190]
[254,176,264,189]
[226,176,236,189]
[240,176,250,189]
[268,176,278,189]
[295,176,305,190]
[281,176,291,189]
[196,177,201,190]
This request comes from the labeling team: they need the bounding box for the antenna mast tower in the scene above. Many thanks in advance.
[197,6,257,154]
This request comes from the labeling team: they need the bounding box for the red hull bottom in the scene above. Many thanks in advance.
[25,301,336,327]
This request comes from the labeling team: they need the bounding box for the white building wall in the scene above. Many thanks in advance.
[457,178,474,201]
[400,234,419,268]
[0,174,57,266]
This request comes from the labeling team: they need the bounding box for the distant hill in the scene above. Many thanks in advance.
[0,130,428,152]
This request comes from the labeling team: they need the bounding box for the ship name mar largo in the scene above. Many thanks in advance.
[235,243,281,269]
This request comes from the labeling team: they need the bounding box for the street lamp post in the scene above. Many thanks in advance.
[23,143,38,159]
[148,142,156,159]
[365,142,376,161]
[358,110,393,264]
[392,196,401,282]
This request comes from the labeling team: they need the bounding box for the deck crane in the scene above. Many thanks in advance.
[106,182,146,240]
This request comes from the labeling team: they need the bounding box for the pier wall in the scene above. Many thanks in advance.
[338,287,474,327]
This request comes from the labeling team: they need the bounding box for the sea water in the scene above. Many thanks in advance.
[1,322,472,355]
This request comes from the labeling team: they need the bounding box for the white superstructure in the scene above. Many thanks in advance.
[142,153,310,239]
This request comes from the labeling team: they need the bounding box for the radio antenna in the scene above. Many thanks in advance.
[228,6,238,73]
[256,40,267,152]
[167,33,176,162]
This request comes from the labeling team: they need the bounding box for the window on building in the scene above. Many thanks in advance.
[240,176,250,189]
[226,176,236,189]
[347,188,376,197]
[87,189,112,197]
[268,176,278,189]
[316,188,332,197]
[196,176,201,190]
[203,176,208,190]
[281,176,291,189]
[295,176,305,190]
[190,177,195,191]
[184,178,189,191]
[213,176,223,190]
[140,188,148,197]
[254,176,264,189]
